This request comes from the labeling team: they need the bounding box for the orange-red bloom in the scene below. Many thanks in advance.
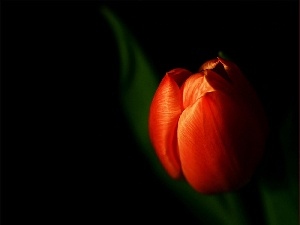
[148,57,268,194]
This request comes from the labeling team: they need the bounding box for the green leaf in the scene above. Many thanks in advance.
[259,108,299,225]
[101,7,251,225]
[100,6,158,163]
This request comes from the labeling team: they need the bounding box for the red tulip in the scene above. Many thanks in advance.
[148,57,268,194]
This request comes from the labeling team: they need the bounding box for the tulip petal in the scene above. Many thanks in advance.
[149,69,191,179]
[199,57,219,71]
[200,57,248,91]
[217,57,248,88]
[177,91,265,194]
[181,70,235,109]
[200,57,268,136]
[204,69,235,94]
[218,57,269,135]
[181,72,215,109]
[167,68,193,88]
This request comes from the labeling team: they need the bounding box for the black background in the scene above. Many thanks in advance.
[2,1,299,224]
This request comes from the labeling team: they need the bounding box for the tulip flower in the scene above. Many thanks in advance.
[148,57,268,194]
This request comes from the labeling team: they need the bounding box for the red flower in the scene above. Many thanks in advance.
[148,57,268,194]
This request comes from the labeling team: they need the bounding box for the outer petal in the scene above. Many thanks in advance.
[199,57,248,91]
[200,57,268,138]
[199,58,219,71]
[200,57,256,94]
[218,57,268,134]
[177,91,265,194]
[181,69,235,110]
[149,69,191,179]
[181,72,212,109]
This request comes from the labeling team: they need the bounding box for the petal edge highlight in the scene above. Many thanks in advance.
[149,74,184,178]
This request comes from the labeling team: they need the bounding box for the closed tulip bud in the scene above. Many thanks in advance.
[148,57,268,194]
